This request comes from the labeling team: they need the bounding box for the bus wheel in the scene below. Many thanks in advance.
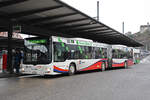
[68,64,76,76]
[101,62,106,71]
[124,62,128,69]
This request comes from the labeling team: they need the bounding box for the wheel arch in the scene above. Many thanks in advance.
[69,62,77,71]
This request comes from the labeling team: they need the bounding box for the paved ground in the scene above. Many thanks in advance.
[0,57,150,100]
[140,55,150,64]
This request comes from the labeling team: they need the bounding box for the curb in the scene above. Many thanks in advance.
[0,73,21,78]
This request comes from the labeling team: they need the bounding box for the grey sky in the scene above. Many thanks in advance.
[62,0,150,34]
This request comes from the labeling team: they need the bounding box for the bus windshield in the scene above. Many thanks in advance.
[24,38,51,64]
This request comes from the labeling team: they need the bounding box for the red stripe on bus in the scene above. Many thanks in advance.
[80,59,107,71]
[112,62,125,67]
[54,66,69,72]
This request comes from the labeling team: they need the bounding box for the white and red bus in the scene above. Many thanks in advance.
[111,45,134,68]
[21,36,135,75]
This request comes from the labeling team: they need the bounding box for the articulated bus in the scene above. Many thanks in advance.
[21,36,136,75]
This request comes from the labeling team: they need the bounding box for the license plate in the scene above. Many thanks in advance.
[32,71,37,74]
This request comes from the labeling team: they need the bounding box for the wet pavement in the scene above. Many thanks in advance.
[140,55,150,64]
[0,57,150,100]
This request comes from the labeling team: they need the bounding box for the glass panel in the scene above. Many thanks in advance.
[112,49,118,58]
[102,48,107,58]
[67,44,79,59]
[53,42,67,62]
[24,38,51,64]
[93,47,106,59]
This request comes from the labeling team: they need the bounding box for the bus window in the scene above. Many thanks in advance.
[112,49,118,58]
[53,42,66,62]
[99,48,103,58]
[88,46,92,59]
[84,46,92,59]
[67,44,79,59]
[93,47,104,59]
[102,48,107,58]
[118,49,124,59]
[24,38,50,64]
[78,46,85,59]
[94,47,100,59]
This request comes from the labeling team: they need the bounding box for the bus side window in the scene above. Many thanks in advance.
[95,47,99,59]
[77,46,85,59]
[53,42,66,62]
[67,44,79,59]
[93,47,101,59]
[99,48,103,58]
[112,49,115,58]
[87,46,92,59]
[101,48,107,58]
[112,49,118,58]
[118,50,121,59]
[84,46,92,59]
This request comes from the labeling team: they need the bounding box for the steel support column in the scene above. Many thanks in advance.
[7,22,13,74]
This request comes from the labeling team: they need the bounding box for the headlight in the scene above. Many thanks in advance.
[46,68,50,71]
[21,68,25,72]
[46,68,51,73]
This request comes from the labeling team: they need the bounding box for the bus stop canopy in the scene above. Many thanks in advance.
[0,0,142,47]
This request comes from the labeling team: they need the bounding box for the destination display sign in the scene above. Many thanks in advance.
[25,39,48,46]
[27,39,47,44]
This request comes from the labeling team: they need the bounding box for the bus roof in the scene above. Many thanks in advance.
[69,38,93,42]
[112,45,127,49]
[52,36,108,48]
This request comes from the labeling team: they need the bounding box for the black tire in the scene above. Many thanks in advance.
[101,62,106,71]
[68,64,76,76]
[124,62,128,69]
